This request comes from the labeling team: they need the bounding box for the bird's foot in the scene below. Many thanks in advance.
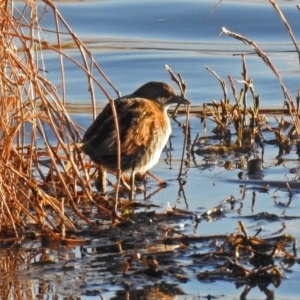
[146,171,167,187]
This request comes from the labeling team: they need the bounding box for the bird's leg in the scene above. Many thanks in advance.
[146,171,167,187]
[120,176,131,192]
[129,171,136,201]
[96,166,107,193]
[120,175,137,200]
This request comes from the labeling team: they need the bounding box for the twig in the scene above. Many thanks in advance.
[269,0,300,66]
[205,65,228,102]
[205,0,223,21]
[178,105,190,179]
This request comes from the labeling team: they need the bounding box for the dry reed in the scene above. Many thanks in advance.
[0,0,120,239]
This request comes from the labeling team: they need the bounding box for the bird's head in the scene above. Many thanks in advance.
[132,81,190,110]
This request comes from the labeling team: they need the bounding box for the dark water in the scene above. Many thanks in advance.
[8,1,300,299]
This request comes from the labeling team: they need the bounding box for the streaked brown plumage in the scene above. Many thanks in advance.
[81,81,190,196]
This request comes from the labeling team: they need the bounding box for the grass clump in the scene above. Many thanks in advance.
[0,0,118,240]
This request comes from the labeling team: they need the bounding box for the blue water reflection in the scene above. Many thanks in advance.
[37,0,300,108]
[56,0,300,43]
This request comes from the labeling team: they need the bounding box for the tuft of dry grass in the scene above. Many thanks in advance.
[196,1,300,158]
[0,0,121,239]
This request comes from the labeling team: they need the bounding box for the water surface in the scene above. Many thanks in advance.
[37,0,300,108]
[7,1,300,299]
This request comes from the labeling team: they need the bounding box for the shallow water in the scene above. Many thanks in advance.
[6,1,300,299]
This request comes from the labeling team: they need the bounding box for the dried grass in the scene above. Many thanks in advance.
[197,2,300,156]
[0,0,117,239]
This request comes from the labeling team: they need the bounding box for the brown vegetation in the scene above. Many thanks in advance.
[0,0,189,241]
[0,0,122,240]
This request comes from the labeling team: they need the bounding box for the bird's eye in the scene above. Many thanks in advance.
[163,92,170,98]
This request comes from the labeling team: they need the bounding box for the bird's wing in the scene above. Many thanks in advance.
[119,101,162,155]
[82,98,165,157]
[81,102,118,156]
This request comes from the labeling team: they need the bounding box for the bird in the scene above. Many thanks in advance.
[81,81,190,199]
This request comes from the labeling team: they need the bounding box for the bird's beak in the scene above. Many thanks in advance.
[170,95,191,105]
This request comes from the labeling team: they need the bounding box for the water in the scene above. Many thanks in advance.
[37,0,300,107]
[6,1,300,299]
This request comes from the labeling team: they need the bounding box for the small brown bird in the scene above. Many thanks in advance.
[82,81,190,197]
